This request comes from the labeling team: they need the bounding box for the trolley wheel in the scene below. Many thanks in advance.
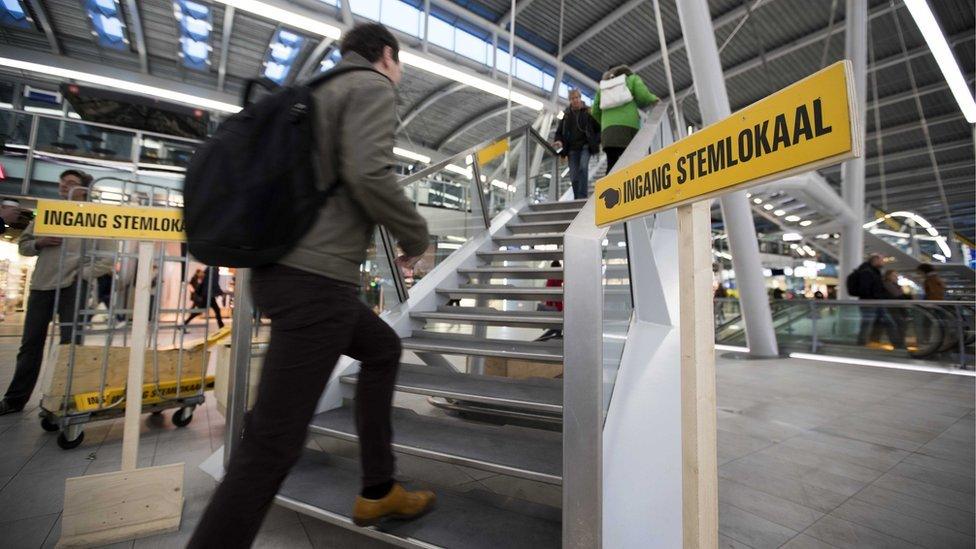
[172,407,194,428]
[57,430,85,450]
[40,416,59,432]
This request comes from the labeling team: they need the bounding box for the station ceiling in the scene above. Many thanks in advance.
[0,0,973,239]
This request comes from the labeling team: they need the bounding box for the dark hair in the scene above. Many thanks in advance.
[340,23,399,63]
[59,169,92,187]
[551,260,562,268]
[917,263,934,273]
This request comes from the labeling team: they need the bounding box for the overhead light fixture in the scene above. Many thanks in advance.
[799,220,812,227]
[773,209,786,216]
[763,204,774,211]
[212,0,341,39]
[782,232,803,242]
[23,105,64,116]
[399,52,543,111]
[904,0,976,123]
[392,147,430,164]
[752,198,762,204]
[784,214,801,222]
[0,57,241,113]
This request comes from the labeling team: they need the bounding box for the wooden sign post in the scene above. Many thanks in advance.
[594,60,860,547]
[32,200,189,548]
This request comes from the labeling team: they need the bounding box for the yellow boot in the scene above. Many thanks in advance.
[352,483,436,527]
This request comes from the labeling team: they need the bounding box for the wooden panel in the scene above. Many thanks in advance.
[484,357,563,379]
[59,463,184,548]
[678,202,719,548]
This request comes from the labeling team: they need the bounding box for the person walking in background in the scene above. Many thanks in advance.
[849,254,904,349]
[536,260,564,341]
[553,90,600,200]
[189,23,434,549]
[182,267,224,330]
[0,170,113,415]
[714,284,728,322]
[917,263,946,300]
[591,65,659,171]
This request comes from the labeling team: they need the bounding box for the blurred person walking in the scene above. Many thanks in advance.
[189,23,434,548]
[0,171,113,415]
[553,90,600,199]
[591,65,659,171]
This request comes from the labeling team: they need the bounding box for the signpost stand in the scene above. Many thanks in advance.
[34,201,188,547]
[677,201,718,548]
[594,60,860,547]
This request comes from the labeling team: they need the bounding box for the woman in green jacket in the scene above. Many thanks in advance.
[591,65,659,170]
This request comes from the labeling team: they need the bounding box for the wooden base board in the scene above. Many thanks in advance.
[59,463,184,548]
[484,357,563,379]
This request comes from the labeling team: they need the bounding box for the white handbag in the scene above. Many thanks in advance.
[599,74,632,109]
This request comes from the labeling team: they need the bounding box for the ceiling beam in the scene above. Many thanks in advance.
[25,0,59,55]
[123,0,148,72]
[397,82,467,133]
[216,6,235,91]
[428,0,597,90]
[864,160,973,185]
[436,103,529,149]
[866,179,974,201]
[630,0,773,73]
[497,0,535,29]
[293,38,334,83]
[560,0,644,59]
[822,139,973,173]
[866,112,964,141]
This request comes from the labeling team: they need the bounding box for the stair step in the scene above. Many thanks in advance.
[493,233,564,246]
[278,451,561,549]
[403,332,563,362]
[518,209,581,222]
[437,285,562,300]
[413,308,563,327]
[508,221,572,234]
[309,406,562,484]
[340,364,562,413]
[459,266,563,279]
[478,249,563,262]
[528,199,586,211]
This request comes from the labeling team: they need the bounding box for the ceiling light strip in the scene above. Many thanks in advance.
[0,57,241,113]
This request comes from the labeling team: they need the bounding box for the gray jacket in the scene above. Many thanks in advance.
[19,220,115,291]
[280,53,430,284]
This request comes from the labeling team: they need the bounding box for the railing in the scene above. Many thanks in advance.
[562,103,676,547]
[0,107,198,201]
[716,297,976,369]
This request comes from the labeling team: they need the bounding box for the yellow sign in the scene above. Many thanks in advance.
[476,138,509,166]
[33,199,185,241]
[73,375,215,411]
[595,61,860,226]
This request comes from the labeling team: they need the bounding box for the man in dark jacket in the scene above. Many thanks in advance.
[554,89,600,200]
[189,24,434,548]
[852,254,904,348]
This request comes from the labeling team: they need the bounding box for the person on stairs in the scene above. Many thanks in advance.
[536,261,564,341]
[553,90,600,200]
[591,65,659,172]
[189,23,434,548]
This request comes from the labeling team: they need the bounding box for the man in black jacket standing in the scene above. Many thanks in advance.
[852,254,904,348]
[554,89,600,200]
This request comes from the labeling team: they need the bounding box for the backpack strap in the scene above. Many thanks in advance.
[304,64,382,89]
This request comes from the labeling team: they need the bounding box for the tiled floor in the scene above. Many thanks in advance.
[0,337,972,548]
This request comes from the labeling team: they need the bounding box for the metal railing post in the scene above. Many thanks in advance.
[470,161,490,228]
[224,268,254,468]
[22,114,39,195]
[379,226,409,303]
[523,130,531,198]
[810,300,819,353]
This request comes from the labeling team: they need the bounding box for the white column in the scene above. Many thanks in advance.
[675,0,778,357]
[839,0,868,297]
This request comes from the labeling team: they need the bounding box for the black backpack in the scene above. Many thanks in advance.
[183,65,372,267]
[846,268,862,298]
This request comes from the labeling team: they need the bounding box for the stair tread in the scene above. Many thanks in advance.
[480,249,563,255]
[278,451,561,549]
[403,333,563,362]
[415,309,562,322]
[460,266,563,276]
[309,406,562,483]
[436,286,563,299]
[528,199,586,211]
[341,364,562,412]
